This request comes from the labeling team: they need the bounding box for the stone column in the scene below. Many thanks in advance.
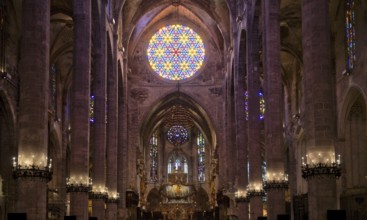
[68,1,92,219]
[90,1,107,219]
[14,1,50,219]
[226,47,237,188]
[262,1,287,220]
[246,3,263,219]
[218,48,233,191]
[234,30,249,219]
[106,32,119,220]
[118,56,129,219]
[301,0,338,219]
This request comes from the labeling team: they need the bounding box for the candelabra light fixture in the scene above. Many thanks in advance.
[263,172,289,191]
[90,185,108,200]
[235,190,249,203]
[301,152,341,180]
[12,155,53,181]
[106,191,120,204]
[66,176,93,193]
[246,183,265,198]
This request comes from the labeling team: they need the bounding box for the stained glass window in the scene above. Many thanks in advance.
[147,24,205,80]
[107,0,111,19]
[197,132,205,182]
[149,131,158,182]
[90,95,95,123]
[345,0,356,71]
[259,92,265,120]
[167,151,188,174]
[245,91,265,120]
[167,125,189,146]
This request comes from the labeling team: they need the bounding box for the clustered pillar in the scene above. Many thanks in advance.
[301,0,339,219]
[262,0,288,220]
[90,0,108,219]
[106,33,119,219]
[68,1,92,219]
[246,2,264,218]
[234,32,249,218]
[118,56,129,219]
[14,1,51,219]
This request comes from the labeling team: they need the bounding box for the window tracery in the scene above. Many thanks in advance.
[245,90,265,120]
[147,24,205,80]
[89,95,95,123]
[345,0,356,71]
[149,131,159,182]
[167,125,189,146]
[197,132,205,182]
[167,151,188,174]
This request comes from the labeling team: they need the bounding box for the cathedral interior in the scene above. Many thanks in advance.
[0,0,367,220]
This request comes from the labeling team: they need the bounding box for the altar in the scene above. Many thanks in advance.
[158,171,197,220]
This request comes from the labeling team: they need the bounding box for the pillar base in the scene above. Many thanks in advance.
[15,179,48,220]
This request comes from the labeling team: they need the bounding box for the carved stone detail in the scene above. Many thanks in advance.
[209,87,223,96]
[349,102,364,119]
[130,88,149,103]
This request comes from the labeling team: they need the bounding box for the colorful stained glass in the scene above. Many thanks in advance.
[149,131,158,182]
[245,91,265,120]
[167,150,188,174]
[197,132,205,182]
[147,24,205,80]
[107,0,111,18]
[167,125,188,146]
[90,95,95,123]
[259,92,265,120]
[345,0,356,71]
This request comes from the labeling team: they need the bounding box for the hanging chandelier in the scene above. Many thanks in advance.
[163,104,194,129]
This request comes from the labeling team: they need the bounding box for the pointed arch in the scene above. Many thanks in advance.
[0,89,17,216]
[194,187,209,210]
[340,87,367,190]
[166,149,189,175]
[338,86,367,138]
[140,92,216,149]
[147,188,161,210]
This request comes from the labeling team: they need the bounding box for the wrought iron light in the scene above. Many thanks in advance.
[90,191,108,200]
[66,177,93,193]
[106,193,120,204]
[263,180,289,191]
[246,189,265,198]
[13,164,53,181]
[90,186,108,200]
[263,173,289,191]
[235,196,249,203]
[301,163,341,180]
[12,157,53,181]
[301,153,342,180]
[235,190,249,203]
[246,184,265,199]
